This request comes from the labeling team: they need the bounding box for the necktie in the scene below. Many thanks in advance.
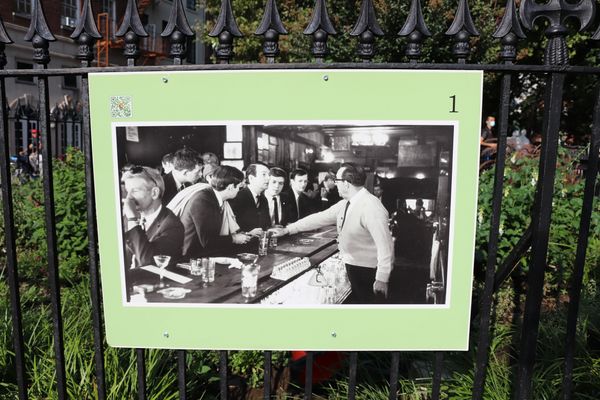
[272,196,279,225]
[256,195,260,208]
[140,217,147,231]
[340,201,350,230]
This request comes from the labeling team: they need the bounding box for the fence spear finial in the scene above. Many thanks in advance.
[116,0,149,66]
[493,0,525,64]
[209,0,243,64]
[161,0,195,64]
[350,0,384,62]
[304,0,336,63]
[398,0,431,63]
[24,0,56,67]
[71,0,102,67]
[255,0,287,63]
[445,0,479,63]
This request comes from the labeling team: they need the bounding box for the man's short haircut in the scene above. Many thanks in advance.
[323,173,336,182]
[172,148,202,171]
[121,166,165,196]
[202,152,220,165]
[162,152,174,164]
[245,162,269,180]
[211,165,244,191]
[269,167,287,180]
[340,162,366,186]
[289,168,308,181]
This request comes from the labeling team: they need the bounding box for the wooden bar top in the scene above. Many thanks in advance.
[125,227,339,304]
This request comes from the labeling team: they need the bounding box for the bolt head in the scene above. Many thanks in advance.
[323,75,329,81]
[331,332,337,337]
[163,331,170,338]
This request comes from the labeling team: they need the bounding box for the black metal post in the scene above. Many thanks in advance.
[431,352,443,400]
[178,350,187,400]
[514,71,566,400]
[0,75,28,400]
[348,352,358,400]
[561,86,600,399]
[136,348,147,400]
[388,352,400,400]
[220,350,228,400]
[304,351,313,400]
[263,351,272,399]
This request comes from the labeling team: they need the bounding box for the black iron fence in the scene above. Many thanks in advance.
[0,0,599,399]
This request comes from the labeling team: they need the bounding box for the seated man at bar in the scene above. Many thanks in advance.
[273,163,394,304]
[162,147,204,205]
[230,162,271,234]
[121,166,184,268]
[264,167,292,226]
[179,166,251,258]
[285,168,318,223]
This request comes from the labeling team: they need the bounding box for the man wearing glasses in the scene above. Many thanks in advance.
[121,166,184,269]
[272,163,394,304]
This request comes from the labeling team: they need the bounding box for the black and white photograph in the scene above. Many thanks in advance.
[115,123,455,306]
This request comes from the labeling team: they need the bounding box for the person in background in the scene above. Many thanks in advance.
[373,182,394,215]
[161,153,174,175]
[178,166,251,258]
[201,152,220,183]
[162,148,203,206]
[273,163,394,304]
[286,168,317,222]
[230,162,271,234]
[319,173,342,210]
[121,166,184,268]
[480,116,498,162]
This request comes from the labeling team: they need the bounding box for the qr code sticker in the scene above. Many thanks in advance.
[110,96,132,118]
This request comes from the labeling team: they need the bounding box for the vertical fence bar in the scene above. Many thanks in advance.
[0,76,29,400]
[220,350,228,400]
[348,352,358,400]
[561,86,600,400]
[136,349,147,400]
[263,351,272,399]
[80,72,107,400]
[471,70,513,399]
[303,351,314,400]
[37,70,67,400]
[388,352,400,400]
[178,350,187,400]
[514,72,566,400]
[431,352,443,400]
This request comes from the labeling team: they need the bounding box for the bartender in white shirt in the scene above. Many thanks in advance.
[273,163,394,303]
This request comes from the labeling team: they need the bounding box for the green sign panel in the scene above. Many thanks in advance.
[89,69,483,350]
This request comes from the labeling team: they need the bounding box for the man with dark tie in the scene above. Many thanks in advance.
[286,168,317,223]
[272,163,394,304]
[162,147,203,205]
[264,167,291,227]
[230,162,271,234]
[121,166,184,269]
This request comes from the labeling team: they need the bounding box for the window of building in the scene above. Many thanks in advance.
[62,0,77,18]
[63,74,77,89]
[16,62,34,84]
[15,0,32,15]
[186,0,196,10]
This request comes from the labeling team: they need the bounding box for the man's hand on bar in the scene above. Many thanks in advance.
[270,227,289,237]
[232,232,251,244]
[373,280,388,298]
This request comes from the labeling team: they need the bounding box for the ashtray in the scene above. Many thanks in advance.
[157,287,191,299]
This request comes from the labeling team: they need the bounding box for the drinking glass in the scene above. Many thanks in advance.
[190,258,202,276]
[241,264,261,299]
[153,255,171,288]
[258,232,269,256]
[207,258,216,283]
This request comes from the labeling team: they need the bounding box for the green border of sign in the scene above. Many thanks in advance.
[89,69,483,350]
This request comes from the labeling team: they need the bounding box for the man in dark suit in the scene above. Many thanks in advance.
[179,166,251,258]
[121,166,184,269]
[264,167,295,226]
[319,173,342,210]
[284,168,318,223]
[162,147,203,206]
[230,163,271,234]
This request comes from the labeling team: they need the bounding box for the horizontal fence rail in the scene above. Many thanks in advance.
[0,0,599,399]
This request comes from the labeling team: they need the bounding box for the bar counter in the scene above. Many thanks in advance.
[126,227,343,304]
